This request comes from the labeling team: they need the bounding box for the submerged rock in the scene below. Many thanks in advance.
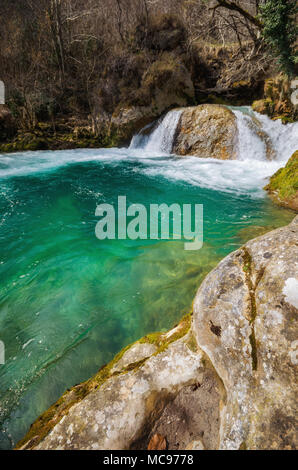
[16,217,298,450]
[172,104,237,159]
[265,151,298,212]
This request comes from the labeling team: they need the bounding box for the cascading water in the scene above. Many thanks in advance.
[130,106,297,163]
[130,109,183,153]
[231,107,298,162]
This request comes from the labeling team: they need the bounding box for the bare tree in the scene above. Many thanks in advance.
[210,0,262,30]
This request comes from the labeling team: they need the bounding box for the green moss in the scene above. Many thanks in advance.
[249,330,258,371]
[265,151,298,203]
[0,124,120,154]
[139,332,162,345]
[241,247,258,371]
[185,330,198,352]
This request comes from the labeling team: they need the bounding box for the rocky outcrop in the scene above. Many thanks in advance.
[172,104,237,159]
[16,315,225,451]
[252,75,298,123]
[16,217,298,450]
[193,215,298,449]
[265,151,298,212]
[109,56,195,145]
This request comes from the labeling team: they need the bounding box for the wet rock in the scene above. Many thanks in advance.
[172,104,237,159]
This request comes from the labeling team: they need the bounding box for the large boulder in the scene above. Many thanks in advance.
[16,217,298,450]
[172,104,238,159]
[193,215,298,449]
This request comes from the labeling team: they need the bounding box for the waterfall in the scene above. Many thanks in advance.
[130,105,297,162]
[231,107,298,163]
[130,109,183,153]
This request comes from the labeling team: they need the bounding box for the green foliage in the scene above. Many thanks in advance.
[260,0,298,76]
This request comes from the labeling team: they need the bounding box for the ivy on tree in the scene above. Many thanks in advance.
[260,0,297,76]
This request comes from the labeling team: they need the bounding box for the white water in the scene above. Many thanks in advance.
[232,107,298,162]
[130,109,183,153]
[131,105,297,163]
[0,107,297,198]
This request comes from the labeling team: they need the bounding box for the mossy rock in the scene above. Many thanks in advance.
[265,150,298,211]
[15,312,192,450]
[253,74,297,122]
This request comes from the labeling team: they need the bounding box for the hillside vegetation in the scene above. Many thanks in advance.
[0,1,297,150]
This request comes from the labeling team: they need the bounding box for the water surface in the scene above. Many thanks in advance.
[0,112,296,448]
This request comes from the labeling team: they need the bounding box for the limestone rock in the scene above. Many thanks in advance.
[193,215,298,450]
[172,104,237,159]
[111,342,157,374]
[33,336,212,450]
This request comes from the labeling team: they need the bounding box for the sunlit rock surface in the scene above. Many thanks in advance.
[193,215,298,449]
[172,104,237,159]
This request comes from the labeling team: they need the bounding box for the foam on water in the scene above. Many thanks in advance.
[232,107,298,162]
[1,107,297,197]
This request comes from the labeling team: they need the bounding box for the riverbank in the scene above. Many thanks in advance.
[265,150,298,211]
[0,121,117,154]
